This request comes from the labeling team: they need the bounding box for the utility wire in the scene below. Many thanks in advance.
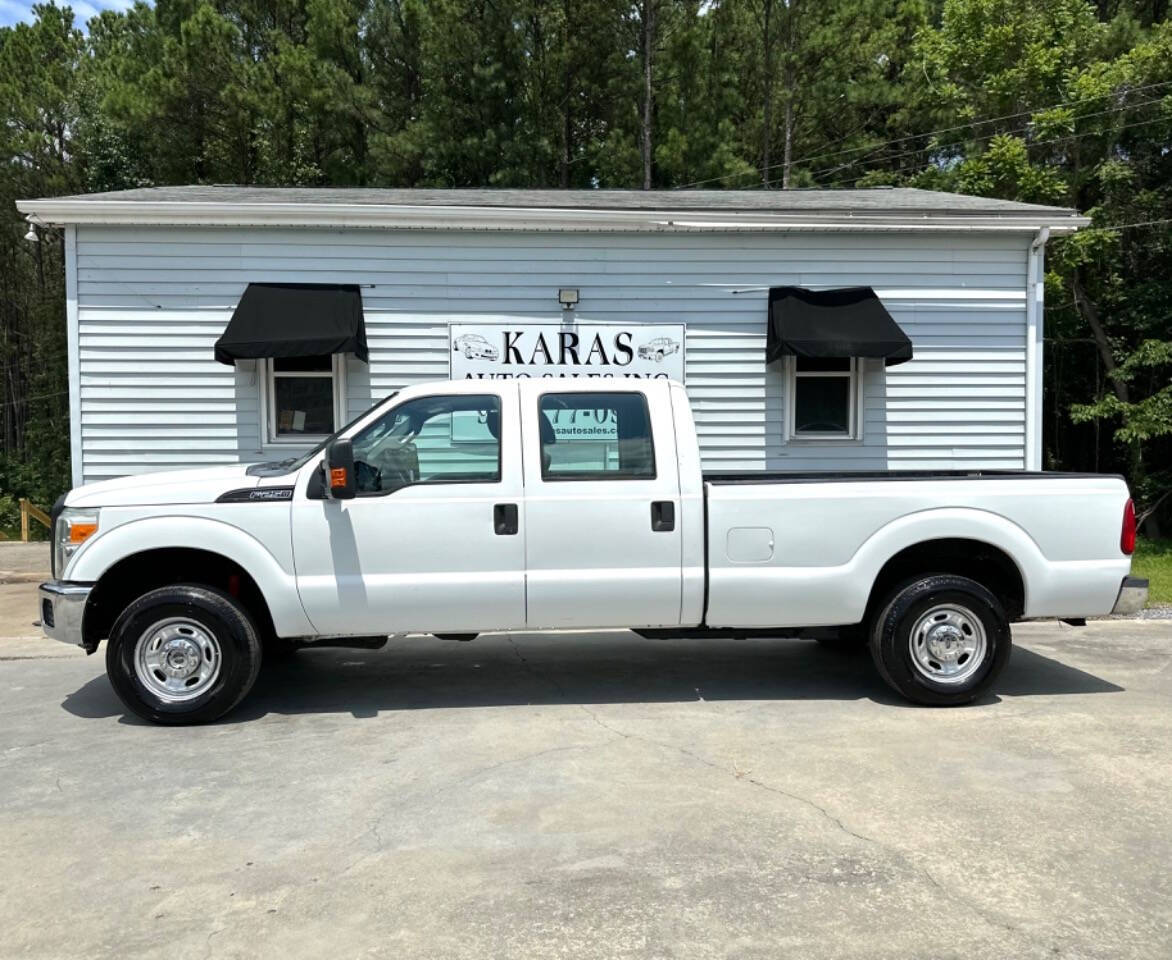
[813,114,1172,189]
[0,390,68,408]
[805,88,1172,182]
[673,78,1172,190]
[1084,218,1172,233]
[810,99,1171,184]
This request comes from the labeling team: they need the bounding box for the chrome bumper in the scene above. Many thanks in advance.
[1111,576,1149,616]
[39,581,92,647]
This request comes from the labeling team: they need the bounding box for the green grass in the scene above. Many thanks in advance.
[1132,538,1172,606]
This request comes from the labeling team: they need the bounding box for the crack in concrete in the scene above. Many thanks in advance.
[201,926,222,960]
[498,633,1047,950]
[505,634,568,700]
[577,699,1043,950]
[0,654,82,662]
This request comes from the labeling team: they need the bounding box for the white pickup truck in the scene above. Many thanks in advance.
[40,378,1146,724]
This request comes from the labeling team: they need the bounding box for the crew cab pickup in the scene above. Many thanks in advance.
[40,378,1147,724]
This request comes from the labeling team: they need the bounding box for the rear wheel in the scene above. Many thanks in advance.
[868,574,1010,706]
[106,585,263,725]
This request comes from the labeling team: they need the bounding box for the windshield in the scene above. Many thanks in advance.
[245,392,398,478]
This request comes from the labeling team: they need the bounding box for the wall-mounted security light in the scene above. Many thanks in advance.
[558,288,580,311]
[23,220,38,243]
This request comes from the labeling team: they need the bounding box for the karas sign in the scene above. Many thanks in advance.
[449,323,686,382]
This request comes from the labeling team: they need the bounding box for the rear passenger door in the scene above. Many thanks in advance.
[518,382,683,629]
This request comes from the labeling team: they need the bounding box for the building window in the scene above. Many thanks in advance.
[786,357,861,441]
[263,355,345,443]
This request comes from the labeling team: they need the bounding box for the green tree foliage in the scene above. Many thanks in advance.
[1,0,1169,531]
[0,5,79,526]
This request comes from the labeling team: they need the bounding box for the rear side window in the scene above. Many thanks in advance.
[538,392,656,480]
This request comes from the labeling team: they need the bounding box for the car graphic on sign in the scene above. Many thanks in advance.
[638,336,681,361]
[453,334,499,361]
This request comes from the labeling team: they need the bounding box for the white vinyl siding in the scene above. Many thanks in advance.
[73,226,1030,481]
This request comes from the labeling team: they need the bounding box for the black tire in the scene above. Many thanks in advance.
[868,574,1011,706]
[105,585,263,725]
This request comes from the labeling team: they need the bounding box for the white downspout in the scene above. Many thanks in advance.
[64,225,83,487]
[1025,227,1050,471]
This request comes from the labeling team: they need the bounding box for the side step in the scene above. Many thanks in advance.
[300,635,389,650]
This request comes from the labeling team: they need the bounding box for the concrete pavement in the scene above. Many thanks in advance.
[2,613,1171,959]
[0,542,50,584]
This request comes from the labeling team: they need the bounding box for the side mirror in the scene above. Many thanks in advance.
[324,438,356,500]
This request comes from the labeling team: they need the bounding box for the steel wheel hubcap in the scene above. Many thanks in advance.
[908,603,987,685]
[134,618,222,702]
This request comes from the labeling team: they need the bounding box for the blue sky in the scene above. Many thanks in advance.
[0,0,136,28]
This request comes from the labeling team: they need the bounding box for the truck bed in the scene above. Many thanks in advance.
[701,469,1133,629]
[703,470,1120,485]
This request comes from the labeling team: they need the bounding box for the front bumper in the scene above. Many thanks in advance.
[39,581,92,647]
[1111,576,1149,616]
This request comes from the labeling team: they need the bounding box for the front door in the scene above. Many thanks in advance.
[518,381,683,629]
[291,382,525,636]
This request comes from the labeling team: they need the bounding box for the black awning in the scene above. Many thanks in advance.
[766,286,912,366]
[214,283,368,365]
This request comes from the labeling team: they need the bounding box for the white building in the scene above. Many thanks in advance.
[17,187,1087,486]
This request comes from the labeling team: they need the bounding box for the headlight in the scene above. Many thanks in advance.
[53,508,100,579]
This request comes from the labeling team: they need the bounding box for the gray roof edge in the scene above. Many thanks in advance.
[17,186,1087,232]
[18,184,1081,215]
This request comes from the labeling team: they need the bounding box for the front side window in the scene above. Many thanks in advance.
[267,355,340,441]
[538,392,656,480]
[349,394,501,494]
[787,357,860,440]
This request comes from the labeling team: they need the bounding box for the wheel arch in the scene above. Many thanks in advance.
[865,538,1026,623]
[850,508,1038,624]
[84,547,282,649]
[70,517,314,645]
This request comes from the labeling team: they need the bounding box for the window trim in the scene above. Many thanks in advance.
[260,354,347,446]
[537,391,658,482]
[784,356,863,442]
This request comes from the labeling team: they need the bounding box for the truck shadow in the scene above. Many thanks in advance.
[60,632,1123,724]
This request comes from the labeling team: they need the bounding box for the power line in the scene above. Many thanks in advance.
[805,85,1172,182]
[1087,218,1172,233]
[683,78,1172,188]
[0,390,68,409]
[673,78,1172,190]
[0,349,69,376]
[810,98,1171,184]
[814,114,1172,189]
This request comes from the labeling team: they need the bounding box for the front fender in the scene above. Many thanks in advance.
[67,515,315,637]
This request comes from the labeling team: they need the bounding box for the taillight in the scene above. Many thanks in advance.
[1121,498,1136,555]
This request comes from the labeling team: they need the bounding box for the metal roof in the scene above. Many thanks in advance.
[18,185,1087,233]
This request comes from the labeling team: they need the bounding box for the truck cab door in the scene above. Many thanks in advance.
[290,382,525,636]
[518,381,683,629]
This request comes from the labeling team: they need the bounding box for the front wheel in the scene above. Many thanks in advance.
[106,585,263,725]
[868,575,1011,706]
